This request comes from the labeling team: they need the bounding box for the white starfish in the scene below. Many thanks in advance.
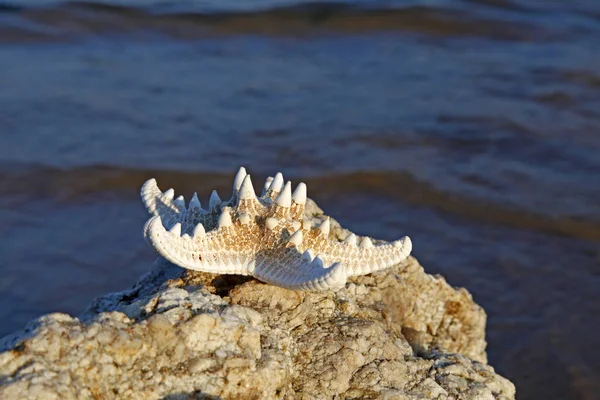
[141,167,412,291]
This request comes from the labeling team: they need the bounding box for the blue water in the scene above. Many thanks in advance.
[1,1,599,399]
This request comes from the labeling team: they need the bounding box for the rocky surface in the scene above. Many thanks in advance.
[0,199,515,399]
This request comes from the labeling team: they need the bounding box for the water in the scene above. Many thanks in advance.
[1,1,599,399]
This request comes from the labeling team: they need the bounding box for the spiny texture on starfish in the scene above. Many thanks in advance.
[141,167,412,291]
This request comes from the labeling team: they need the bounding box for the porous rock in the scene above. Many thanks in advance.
[0,199,515,399]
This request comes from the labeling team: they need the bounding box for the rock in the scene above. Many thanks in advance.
[0,199,515,399]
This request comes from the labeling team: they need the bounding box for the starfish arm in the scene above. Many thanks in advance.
[252,251,347,291]
[315,235,412,277]
[145,216,253,275]
[142,178,215,235]
[140,179,181,228]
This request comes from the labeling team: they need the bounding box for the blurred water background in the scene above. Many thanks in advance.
[1,0,599,398]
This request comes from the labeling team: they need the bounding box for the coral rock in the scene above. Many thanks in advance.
[0,199,515,400]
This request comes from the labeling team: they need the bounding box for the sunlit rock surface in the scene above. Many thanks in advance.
[0,199,515,399]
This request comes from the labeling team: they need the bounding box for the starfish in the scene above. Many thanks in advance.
[141,167,412,291]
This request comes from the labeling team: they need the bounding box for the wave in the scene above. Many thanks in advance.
[0,1,545,43]
[2,164,599,242]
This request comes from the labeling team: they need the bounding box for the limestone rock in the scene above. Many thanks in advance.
[0,199,515,399]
